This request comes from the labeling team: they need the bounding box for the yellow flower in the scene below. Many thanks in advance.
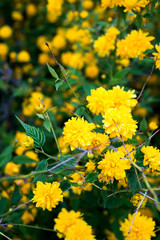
[86,87,108,115]
[86,86,137,115]
[52,34,66,50]
[85,64,99,79]
[70,171,92,195]
[15,131,28,155]
[25,151,39,167]
[85,160,96,172]
[21,210,35,224]
[47,0,63,21]
[17,50,31,62]
[89,132,110,153]
[54,208,83,235]
[80,10,89,19]
[153,44,160,70]
[105,230,118,240]
[65,220,96,240]
[148,121,158,131]
[106,86,137,111]
[98,150,131,184]
[4,162,21,176]
[0,43,9,59]
[117,30,154,59]
[103,108,138,140]
[32,181,63,211]
[130,193,147,208]
[123,0,150,12]
[141,146,160,171]
[22,136,34,148]
[94,27,120,57]
[118,144,136,163]
[82,0,94,9]
[26,3,37,17]
[63,117,95,151]
[0,25,12,39]
[120,212,156,240]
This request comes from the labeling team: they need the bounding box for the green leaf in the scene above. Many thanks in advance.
[126,166,139,193]
[136,13,142,28]
[36,113,47,120]
[12,155,37,164]
[59,63,67,76]
[11,185,21,205]
[0,198,9,214]
[46,63,58,79]
[103,193,121,209]
[85,172,98,183]
[33,160,48,183]
[43,120,51,132]
[140,117,148,132]
[110,67,131,85]
[55,81,63,90]
[59,155,77,168]
[0,145,14,168]
[16,116,46,148]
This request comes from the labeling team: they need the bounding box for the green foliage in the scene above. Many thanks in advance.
[33,160,48,183]
[85,172,98,183]
[126,166,140,193]
[47,63,59,79]
[12,155,37,164]
[0,145,14,168]
[140,117,148,131]
[16,116,46,148]
[11,185,21,205]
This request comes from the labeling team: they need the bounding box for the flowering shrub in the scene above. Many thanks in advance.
[0,0,160,240]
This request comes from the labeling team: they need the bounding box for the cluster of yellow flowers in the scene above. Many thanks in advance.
[94,27,120,57]
[153,43,160,70]
[54,208,95,240]
[22,91,52,116]
[101,0,150,12]
[86,85,138,140]
[47,0,64,22]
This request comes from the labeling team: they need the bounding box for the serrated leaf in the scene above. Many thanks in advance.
[59,155,77,168]
[0,145,14,168]
[16,116,46,148]
[85,172,98,183]
[140,117,148,132]
[43,120,51,132]
[11,185,21,205]
[33,160,48,183]
[47,63,58,79]
[55,81,63,90]
[126,166,139,193]
[13,155,37,164]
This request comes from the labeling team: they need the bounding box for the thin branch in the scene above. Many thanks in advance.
[0,232,12,240]
[0,200,32,219]
[128,129,160,155]
[7,223,56,233]
[137,63,155,101]
[139,191,160,203]
[128,191,148,234]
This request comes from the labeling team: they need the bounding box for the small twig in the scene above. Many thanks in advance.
[139,191,160,203]
[0,232,12,240]
[128,191,148,234]
[0,200,32,219]
[45,42,79,101]
[137,63,155,101]
[6,223,56,233]
[128,129,160,155]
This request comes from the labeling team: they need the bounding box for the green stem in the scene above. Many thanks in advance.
[65,78,79,102]
[46,113,61,155]
[9,223,56,233]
